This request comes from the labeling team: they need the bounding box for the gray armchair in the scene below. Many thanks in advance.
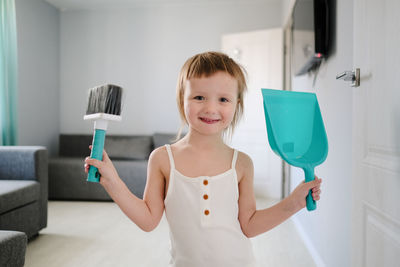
[0,146,48,239]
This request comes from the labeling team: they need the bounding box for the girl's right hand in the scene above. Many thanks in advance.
[288,176,322,211]
[84,145,120,186]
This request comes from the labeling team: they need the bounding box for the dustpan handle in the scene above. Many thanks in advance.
[304,167,317,211]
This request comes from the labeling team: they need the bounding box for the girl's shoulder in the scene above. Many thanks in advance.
[234,149,254,182]
[148,145,170,177]
[226,145,252,166]
[235,150,253,166]
[149,145,168,160]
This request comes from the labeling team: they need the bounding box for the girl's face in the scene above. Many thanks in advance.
[183,71,238,136]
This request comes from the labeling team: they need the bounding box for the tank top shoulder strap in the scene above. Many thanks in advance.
[165,144,175,169]
[231,149,238,169]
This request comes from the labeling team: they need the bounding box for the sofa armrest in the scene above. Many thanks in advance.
[0,146,48,229]
[0,146,47,181]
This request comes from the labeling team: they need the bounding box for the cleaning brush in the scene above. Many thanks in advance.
[84,84,123,182]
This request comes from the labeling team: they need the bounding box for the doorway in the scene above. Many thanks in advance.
[221,29,283,200]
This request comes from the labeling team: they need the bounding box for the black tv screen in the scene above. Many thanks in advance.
[292,0,332,76]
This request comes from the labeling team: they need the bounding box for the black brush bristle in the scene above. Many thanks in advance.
[86,84,123,115]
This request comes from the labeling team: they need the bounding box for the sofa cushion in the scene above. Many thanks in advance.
[49,157,148,200]
[113,160,148,198]
[153,133,177,148]
[59,134,153,160]
[0,147,44,181]
[0,181,40,214]
[59,134,92,157]
[49,157,110,200]
[105,135,153,160]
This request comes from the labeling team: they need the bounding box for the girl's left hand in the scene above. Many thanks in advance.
[289,176,322,211]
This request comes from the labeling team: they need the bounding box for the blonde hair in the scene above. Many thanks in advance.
[175,51,247,141]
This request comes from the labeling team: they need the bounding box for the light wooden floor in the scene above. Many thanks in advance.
[25,199,315,267]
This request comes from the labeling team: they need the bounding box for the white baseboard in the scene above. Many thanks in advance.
[292,216,326,267]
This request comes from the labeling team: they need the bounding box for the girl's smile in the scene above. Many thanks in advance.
[199,117,221,124]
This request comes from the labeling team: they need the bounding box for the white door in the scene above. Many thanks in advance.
[222,29,283,199]
[352,0,400,266]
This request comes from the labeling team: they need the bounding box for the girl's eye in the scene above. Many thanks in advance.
[220,97,229,103]
[194,96,204,100]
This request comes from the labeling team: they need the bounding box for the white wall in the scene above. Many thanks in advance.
[283,0,353,266]
[59,2,282,135]
[15,0,60,156]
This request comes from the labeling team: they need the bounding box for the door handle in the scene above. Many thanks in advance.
[336,68,360,87]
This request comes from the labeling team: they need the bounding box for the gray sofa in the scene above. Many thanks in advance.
[0,230,27,267]
[49,133,175,201]
[0,146,48,240]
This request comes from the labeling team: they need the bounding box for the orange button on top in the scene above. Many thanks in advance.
[203,194,208,200]
[203,179,208,186]
[204,209,210,216]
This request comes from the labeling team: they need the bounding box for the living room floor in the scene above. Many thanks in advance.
[25,198,315,267]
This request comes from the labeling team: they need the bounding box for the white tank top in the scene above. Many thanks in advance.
[164,144,256,267]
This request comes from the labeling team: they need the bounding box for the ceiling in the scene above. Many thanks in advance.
[45,0,276,11]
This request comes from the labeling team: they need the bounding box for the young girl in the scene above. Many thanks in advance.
[84,51,322,267]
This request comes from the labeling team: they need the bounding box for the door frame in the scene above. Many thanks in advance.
[281,0,296,198]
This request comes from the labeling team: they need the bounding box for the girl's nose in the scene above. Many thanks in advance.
[203,100,217,114]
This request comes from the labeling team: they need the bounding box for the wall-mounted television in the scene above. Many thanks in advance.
[291,0,333,76]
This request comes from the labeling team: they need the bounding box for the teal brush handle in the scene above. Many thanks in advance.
[303,167,316,211]
[87,129,106,182]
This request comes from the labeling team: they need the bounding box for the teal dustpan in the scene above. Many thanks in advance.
[261,88,328,211]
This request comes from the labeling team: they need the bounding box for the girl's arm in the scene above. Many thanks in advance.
[237,153,322,238]
[85,147,166,232]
